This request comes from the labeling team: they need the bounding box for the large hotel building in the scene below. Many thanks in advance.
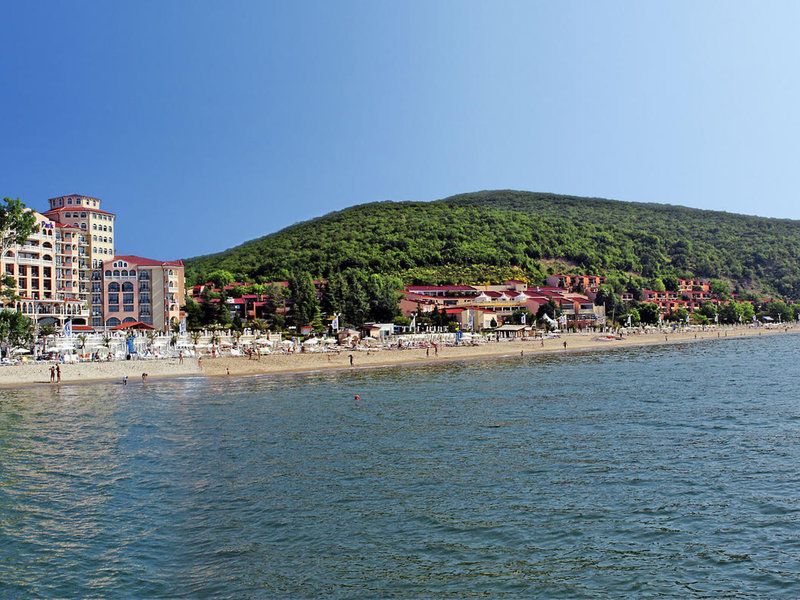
[2,194,184,331]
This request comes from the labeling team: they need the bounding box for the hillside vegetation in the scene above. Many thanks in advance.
[184,190,800,298]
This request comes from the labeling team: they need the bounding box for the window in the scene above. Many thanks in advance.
[113,270,120,277]
[129,270,135,277]
[108,305,119,313]
[67,198,72,204]
[108,293,119,304]
[139,293,150,304]
[105,270,111,277]
[81,213,86,218]
[92,224,97,230]
[106,317,120,327]
[92,317,102,327]
[139,305,151,316]
[123,292,134,303]
[91,283,101,293]
[92,294,102,304]
[92,235,97,241]
[80,224,86,229]
[121,269,128,277]
[108,282,120,292]
[123,304,134,313]
[139,271,150,280]
[122,282,133,292]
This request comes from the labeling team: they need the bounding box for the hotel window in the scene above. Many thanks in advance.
[4,264,12,275]
[92,224,97,230]
[113,270,120,277]
[122,282,133,292]
[81,213,86,218]
[92,317,102,327]
[105,270,111,277]
[67,198,72,204]
[92,294,102,304]
[108,293,119,304]
[123,293,134,304]
[108,282,120,292]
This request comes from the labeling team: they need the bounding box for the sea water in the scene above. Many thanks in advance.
[2,335,800,598]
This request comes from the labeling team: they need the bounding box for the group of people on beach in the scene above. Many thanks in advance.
[49,364,61,383]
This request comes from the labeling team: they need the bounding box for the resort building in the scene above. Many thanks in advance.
[101,256,184,331]
[1,194,184,331]
[1,210,87,326]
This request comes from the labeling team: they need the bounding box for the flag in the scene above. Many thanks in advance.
[520,314,526,325]
[714,313,718,324]
[63,321,72,337]
[331,313,339,331]
[627,314,632,327]
[179,316,187,334]
[410,314,416,329]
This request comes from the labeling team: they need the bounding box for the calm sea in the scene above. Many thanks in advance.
[2,335,800,598]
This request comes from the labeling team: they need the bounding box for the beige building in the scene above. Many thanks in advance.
[43,194,116,323]
[1,211,87,325]
[102,256,184,331]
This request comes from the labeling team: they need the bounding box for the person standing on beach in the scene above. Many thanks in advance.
[198,356,203,368]
[563,341,567,351]
[349,354,354,366]
[56,364,61,383]
[179,351,183,364]
[50,365,55,383]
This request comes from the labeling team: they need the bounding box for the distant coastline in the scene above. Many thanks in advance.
[0,325,793,388]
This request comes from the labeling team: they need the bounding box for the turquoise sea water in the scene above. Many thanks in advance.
[2,335,800,598]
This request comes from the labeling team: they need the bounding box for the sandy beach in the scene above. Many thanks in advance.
[1,325,793,387]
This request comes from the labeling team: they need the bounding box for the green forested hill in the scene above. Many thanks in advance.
[183,190,800,298]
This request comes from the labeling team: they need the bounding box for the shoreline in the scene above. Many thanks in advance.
[1,326,794,388]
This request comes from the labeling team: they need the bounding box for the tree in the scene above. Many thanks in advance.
[289,271,320,327]
[0,310,33,356]
[1,198,38,300]
[650,278,666,292]
[709,279,731,299]
[638,303,660,325]
[38,323,56,353]
[662,274,680,292]
[206,270,235,288]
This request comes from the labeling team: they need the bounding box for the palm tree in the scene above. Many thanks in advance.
[102,335,111,348]
[146,331,157,350]
[190,330,201,345]
[77,334,87,355]
[39,323,56,353]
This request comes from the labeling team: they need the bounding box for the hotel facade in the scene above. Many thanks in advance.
[2,194,184,331]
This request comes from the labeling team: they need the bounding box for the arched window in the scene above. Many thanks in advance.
[113,270,120,277]
[129,270,136,277]
[106,317,120,327]
[5,251,13,258]
[43,254,53,261]
[139,271,150,280]
[105,270,111,277]
[122,317,137,323]
[42,241,52,249]
[108,282,120,292]
[121,270,128,277]
[122,282,133,292]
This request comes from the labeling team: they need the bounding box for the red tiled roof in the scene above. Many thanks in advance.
[406,285,477,292]
[112,255,183,267]
[109,321,156,331]
[43,206,115,216]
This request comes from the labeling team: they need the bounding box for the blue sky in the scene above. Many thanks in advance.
[3,1,800,260]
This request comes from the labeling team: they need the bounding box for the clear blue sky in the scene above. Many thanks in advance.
[3,1,800,260]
